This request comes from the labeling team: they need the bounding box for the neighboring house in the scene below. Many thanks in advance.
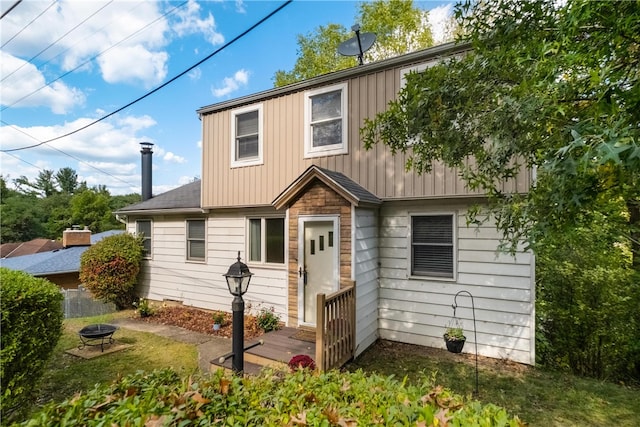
[1,238,64,258]
[117,42,535,365]
[0,229,123,289]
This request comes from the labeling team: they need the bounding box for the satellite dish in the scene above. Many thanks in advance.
[338,24,376,66]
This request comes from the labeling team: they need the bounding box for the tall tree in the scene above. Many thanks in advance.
[273,0,433,87]
[55,167,80,194]
[70,187,113,233]
[362,0,640,266]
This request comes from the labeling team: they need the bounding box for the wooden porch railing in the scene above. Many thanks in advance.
[316,284,355,371]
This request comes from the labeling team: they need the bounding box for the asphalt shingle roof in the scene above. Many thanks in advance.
[115,179,201,213]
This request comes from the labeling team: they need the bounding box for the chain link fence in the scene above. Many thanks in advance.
[61,285,116,319]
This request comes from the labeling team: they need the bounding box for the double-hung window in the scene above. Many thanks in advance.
[248,217,285,264]
[136,219,152,258]
[411,214,455,278]
[186,219,206,261]
[304,83,348,158]
[231,104,263,167]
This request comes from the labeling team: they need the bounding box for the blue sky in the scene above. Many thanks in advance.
[0,0,453,196]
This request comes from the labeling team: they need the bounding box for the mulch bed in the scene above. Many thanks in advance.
[138,306,265,340]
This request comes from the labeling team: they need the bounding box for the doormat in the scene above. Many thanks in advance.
[65,343,133,359]
[290,330,316,343]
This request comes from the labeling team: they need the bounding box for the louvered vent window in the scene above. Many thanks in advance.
[411,215,454,278]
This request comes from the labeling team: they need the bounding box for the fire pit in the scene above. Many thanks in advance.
[78,324,117,352]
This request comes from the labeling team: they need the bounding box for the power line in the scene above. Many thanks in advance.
[0,0,189,112]
[1,0,293,153]
[1,1,115,83]
[1,0,56,48]
[0,0,22,20]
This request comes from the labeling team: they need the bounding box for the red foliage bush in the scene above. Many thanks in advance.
[288,354,316,371]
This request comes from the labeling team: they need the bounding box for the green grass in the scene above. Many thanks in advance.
[34,311,198,412]
[347,340,640,427]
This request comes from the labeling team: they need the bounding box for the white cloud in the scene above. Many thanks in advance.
[235,0,246,14]
[197,140,202,148]
[188,67,202,81]
[428,4,454,44]
[212,69,250,98]
[173,0,224,45]
[0,52,85,113]
[98,45,168,88]
[163,152,186,163]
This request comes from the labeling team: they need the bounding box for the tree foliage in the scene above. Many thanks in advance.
[273,0,433,86]
[361,0,640,379]
[0,268,63,422]
[79,233,144,309]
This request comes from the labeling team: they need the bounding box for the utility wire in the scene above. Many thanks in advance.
[1,0,22,20]
[1,0,56,48]
[2,0,293,153]
[1,1,115,83]
[0,0,189,112]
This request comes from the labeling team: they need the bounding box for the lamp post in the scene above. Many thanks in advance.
[223,251,253,374]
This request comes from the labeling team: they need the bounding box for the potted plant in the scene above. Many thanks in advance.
[443,325,466,353]
[212,311,225,331]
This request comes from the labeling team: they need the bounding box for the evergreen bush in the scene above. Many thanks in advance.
[79,233,144,309]
[0,268,63,423]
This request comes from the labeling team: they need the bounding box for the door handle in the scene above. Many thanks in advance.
[299,266,308,285]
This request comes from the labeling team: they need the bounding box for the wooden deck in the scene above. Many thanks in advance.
[210,327,316,375]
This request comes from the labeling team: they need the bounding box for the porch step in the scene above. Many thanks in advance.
[208,327,316,375]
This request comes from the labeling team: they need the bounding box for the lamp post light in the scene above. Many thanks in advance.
[223,251,253,374]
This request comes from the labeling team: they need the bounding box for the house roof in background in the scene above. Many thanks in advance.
[115,179,202,215]
[0,230,124,276]
[1,238,64,258]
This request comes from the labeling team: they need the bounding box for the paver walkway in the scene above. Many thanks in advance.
[110,318,231,372]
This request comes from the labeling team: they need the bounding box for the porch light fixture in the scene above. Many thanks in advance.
[223,251,253,374]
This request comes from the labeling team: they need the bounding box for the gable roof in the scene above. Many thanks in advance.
[115,179,203,215]
[273,165,382,210]
[1,238,64,258]
[0,230,123,276]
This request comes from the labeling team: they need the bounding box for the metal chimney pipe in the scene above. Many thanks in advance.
[140,142,153,201]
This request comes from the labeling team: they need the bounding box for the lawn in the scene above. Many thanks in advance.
[347,340,640,427]
[34,311,198,413]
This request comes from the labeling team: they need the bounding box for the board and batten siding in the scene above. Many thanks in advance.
[127,212,288,321]
[353,207,379,356]
[377,201,535,365]
[201,63,531,209]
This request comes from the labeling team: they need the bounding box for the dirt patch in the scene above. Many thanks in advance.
[137,306,265,340]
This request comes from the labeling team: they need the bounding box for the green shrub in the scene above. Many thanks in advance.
[22,368,523,426]
[0,268,64,423]
[79,233,144,309]
[255,306,281,332]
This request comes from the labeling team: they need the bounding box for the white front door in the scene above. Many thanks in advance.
[298,217,339,325]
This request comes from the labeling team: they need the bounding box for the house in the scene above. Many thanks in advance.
[116,42,535,365]
[1,238,64,258]
[0,228,123,289]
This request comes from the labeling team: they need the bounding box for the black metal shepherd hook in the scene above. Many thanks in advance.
[453,290,479,397]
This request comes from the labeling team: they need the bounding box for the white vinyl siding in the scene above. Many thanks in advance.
[353,207,379,356]
[304,83,348,158]
[186,219,206,261]
[127,212,288,323]
[136,219,152,258]
[231,104,263,167]
[378,201,535,365]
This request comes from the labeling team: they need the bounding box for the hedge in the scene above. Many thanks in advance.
[0,268,63,423]
[22,368,523,426]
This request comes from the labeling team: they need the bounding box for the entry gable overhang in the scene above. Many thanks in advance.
[272,165,382,210]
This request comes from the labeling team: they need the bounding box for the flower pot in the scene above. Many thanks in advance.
[213,323,221,331]
[444,334,466,353]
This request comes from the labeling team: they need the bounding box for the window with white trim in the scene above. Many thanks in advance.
[231,104,263,167]
[304,83,348,158]
[248,217,285,264]
[411,214,455,278]
[136,219,152,258]
[186,219,206,261]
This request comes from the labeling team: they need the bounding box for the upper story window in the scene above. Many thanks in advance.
[410,214,455,279]
[248,217,285,265]
[231,104,263,168]
[304,82,348,158]
[136,219,152,258]
[186,219,206,262]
